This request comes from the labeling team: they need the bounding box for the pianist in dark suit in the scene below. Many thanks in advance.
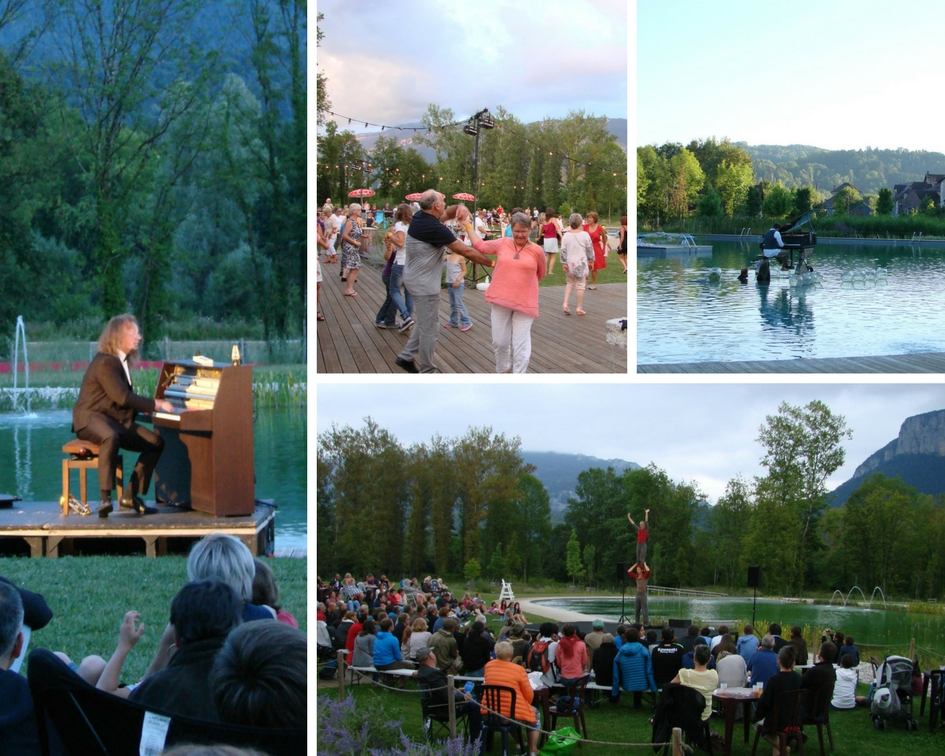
[762,223,785,258]
[72,314,174,518]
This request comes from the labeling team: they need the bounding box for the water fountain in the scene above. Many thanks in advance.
[12,315,30,414]
[829,589,846,606]
[869,586,887,609]
[846,585,868,605]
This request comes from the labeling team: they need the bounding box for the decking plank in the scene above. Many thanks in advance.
[638,352,945,374]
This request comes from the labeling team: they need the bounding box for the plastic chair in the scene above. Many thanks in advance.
[27,649,306,756]
[751,688,805,756]
[417,681,469,742]
[549,675,590,744]
[802,682,834,755]
[480,684,526,755]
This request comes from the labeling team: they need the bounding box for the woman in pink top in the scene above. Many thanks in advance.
[555,623,588,685]
[463,212,546,373]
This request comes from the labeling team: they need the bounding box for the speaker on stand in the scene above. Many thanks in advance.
[616,562,630,624]
[747,567,763,629]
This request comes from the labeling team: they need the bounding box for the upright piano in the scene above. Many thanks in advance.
[151,360,254,516]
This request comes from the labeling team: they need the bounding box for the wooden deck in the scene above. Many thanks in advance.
[0,499,277,557]
[316,260,628,373]
[638,352,945,374]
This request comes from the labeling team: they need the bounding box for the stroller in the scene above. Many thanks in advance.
[871,655,919,731]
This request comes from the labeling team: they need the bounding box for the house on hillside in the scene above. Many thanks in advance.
[822,182,872,217]
[891,172,945,216]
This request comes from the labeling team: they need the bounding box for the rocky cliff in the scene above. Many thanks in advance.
[852,409,945,480]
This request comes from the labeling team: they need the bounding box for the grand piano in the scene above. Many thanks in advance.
[759,207,818,272]
[151,360,255,516]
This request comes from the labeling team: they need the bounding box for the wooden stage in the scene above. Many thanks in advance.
[316,260,628,373]
[638,352,945,374]
[0,499,276,558]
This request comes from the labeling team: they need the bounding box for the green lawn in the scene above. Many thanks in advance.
[2,555,306,683]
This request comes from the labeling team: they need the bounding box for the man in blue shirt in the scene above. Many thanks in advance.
[747,634,780,687]
[373,617,413,672]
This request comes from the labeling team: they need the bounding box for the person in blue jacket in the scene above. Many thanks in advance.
[612,626,657,708]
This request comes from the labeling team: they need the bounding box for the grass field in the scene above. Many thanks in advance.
[318,597,944,755]
[3,556,307,683]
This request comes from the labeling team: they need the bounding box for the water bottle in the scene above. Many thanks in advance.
[463,681,474,695]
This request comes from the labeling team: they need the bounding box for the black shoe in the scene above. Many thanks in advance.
[98,500,113,518]
[121,495,158,515]
[395,357,419,373]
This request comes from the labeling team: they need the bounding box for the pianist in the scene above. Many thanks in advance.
[761,223,785,258]
[72,314,174,518]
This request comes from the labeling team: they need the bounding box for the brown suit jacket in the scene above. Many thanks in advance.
[72,352,155,432]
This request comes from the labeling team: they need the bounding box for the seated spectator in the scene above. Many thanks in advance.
[712,631,737,661]
[432,605,450,633]
[508,623,531,665]
[830,654,869,710]
[679,625,703,654]
[592,633,619,700]
[252,558,298,628]
[351,619,376,668]
[428,617,461,673]
[681,648,716,670]
[788,626,808,666]
[0,581,44,755]
[334,611,356,650]
[709,625,730,653]
[373,617,413,673]
[736,625,759,665]
[129,580,243,722]
[716,647,748,688]
[838,636,859,667]
[801,641,837,718]
[345,609,367,656]
[414,646,483,742]
[672,645,719,721]
[211,620,306,729]
[402,617,432,661]
[768,624,787,652]
[748,634,779,688]
[392,613,409,644]
[612,626,656,706]
[187,534,275,622]
[555,623,588,686]
[752,646,801,755]
[482,641,540,756]
[584,619,605,668]
[0,576,52,675]
[460,621,493,677]
[651,626,685,688]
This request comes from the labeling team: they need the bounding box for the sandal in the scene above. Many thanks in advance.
[344,291,358,297]
[576,309,587,316]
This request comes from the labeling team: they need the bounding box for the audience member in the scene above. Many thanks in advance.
[752,646,802,755]
[672,645,719,722]
[650,626,685,688]
[211,620,306,729]
[482,641,540,756]
[768,623,788,652]
[460,621,493,677]
[737,625,759,665]
[838,636,860,666]
[830,654,869,710]
[584,619,605,667]
[612,626,656,706]
[414,647,483,742]
[427,617,461,673]
[748,634,779,688]
[679,625,702,654]
[801,641,837,716]
[402,617,432,661]
[187,534,275,622]
[373,618,413,673]
[0,582,43,755]
[555,623,588,686]
[252,558,298,628]
[351,619,377,668]
[787,626,808,666]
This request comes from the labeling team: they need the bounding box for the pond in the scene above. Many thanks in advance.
[637,239,945,364]
[534,596,945,651]
[0,408,307,552]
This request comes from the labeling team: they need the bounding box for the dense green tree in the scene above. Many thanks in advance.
[712,477,753,589]
[792,186,816,216]
[667,149,704,218]
[875,187,894,215]
[831,185,861,215]
[516,473,553,582]
[566,529,584,585]
[697,182,723,217]
[762,182,794,218]
[316,12,329,124]
[743,185,762,217]
[715,159,754,217]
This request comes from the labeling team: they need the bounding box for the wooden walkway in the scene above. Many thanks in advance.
[638,352,945,374]
[316,260,627,373]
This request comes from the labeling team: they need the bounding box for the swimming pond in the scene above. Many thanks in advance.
[637,240,945,364]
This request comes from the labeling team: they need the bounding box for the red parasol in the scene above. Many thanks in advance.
[348,188,375,198]
[452,192,476,201]
[405,192,423,201]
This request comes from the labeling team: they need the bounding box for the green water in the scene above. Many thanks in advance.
[0,408,307,551]
[536,597,945,652]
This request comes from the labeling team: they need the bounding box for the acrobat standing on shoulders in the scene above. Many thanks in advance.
[627,508,650,571]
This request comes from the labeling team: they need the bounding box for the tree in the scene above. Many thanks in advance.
[762,182,794,218]
[753,401,851,592]
[516,473,552,582]
[316,12,330,124]
[875,187,894,215]
[793,186,816,216]
[566,529,585,585]
[667,149,704,218]
[464,558,482,583]
[712,476,754,588]
[832,185,861,215]
[697,182,723,217]
[583,543,597,587]
[743,185,762,217]
[715,160,754,217]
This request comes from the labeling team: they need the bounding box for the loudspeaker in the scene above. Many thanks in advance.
[747,566,763,589]
[668,618,690,629]
[616,562,630,580]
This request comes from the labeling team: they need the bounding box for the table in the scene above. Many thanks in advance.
[712,687,759,756]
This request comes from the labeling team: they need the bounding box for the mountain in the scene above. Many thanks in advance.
[829,409,945,506]
[352,118,628,165]
[521,451,641,519]
[740,143,945,196]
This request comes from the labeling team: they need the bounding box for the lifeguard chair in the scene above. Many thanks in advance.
[498,579,515,603]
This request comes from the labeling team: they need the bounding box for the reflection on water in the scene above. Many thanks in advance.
[0,409,307,551]
[638,240,945,363]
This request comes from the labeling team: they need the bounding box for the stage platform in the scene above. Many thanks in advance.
[0,499,276,558]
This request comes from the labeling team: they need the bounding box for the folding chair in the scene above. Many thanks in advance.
[418,681,469,742]
[27,649,306,756]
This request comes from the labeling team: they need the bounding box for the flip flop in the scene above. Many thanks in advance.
[317,314,326,321]
[344,291,358,297]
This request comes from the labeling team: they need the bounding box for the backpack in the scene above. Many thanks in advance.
[527,639,552,674]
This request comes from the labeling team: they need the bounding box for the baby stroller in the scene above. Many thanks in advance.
[871,655,918,731]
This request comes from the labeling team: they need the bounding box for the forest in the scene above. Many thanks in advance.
[317,403,945,600]
[0,0,306,354]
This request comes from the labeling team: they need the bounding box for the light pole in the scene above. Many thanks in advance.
[463,108,494,281]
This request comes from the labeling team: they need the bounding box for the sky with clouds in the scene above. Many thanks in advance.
[316,0,628,132]
[637,0,945,153]
[315,382,944,503]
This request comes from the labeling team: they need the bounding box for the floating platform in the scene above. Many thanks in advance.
[0,499,276,558]
[637,244,713,257]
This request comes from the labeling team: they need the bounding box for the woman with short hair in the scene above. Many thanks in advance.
[341,203,363,297]
[560,213,595,315]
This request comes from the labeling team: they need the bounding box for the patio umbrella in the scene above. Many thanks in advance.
[405,192,423,201]
[453,192,476,201]
[348,188,375,198]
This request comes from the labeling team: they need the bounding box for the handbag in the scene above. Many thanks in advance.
[539,726,582,755]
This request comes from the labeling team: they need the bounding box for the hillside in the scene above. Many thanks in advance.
[741,143,945,196]
[521,450,640,518]
[828,409,945,506]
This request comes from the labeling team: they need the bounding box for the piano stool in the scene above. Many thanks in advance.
[61,440,123,515]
